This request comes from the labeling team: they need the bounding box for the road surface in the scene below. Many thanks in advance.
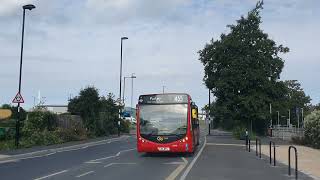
[0,128,313,180]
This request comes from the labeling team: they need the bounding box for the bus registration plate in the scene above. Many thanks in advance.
[158,147,170,151]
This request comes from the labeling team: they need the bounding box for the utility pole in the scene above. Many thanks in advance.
[162,86,165,94]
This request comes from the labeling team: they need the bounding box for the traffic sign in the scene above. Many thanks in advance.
[12,92,24,103]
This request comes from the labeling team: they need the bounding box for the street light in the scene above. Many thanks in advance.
[122,74,136,107]
[15,4,36,147]
[130,73,136,117]
[118,36,128,137]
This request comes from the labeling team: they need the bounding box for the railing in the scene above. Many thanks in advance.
[255,138,261,158]
[288,146,298,179]
[269,141,276,166]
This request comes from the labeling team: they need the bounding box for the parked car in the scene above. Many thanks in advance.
[124,116,136,124]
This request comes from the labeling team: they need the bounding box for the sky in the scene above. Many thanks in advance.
[0,0,319,110]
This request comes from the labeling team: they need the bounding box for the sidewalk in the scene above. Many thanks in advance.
[186,130,313,180]
[254,137,320,179]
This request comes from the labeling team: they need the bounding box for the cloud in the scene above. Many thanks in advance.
[0,0,319,108]
[0,0,34,16]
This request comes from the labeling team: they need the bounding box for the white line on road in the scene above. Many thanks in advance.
[179,136,207,180]
[206,143,244,147]
[34,170,68,180]
[104,162,137,168]
[0,136,130,163]
[165,157,188,180]
[76,171,94,178]
[86,148,136,163]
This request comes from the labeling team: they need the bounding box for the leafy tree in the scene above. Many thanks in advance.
[68,87,101,133]
[199,1,289,133]
[304,110,320,148]
[68,87,124,136]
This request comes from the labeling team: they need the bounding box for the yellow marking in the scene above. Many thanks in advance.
[165,157,188,180]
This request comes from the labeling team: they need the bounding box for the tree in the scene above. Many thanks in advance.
[68,87,101,133]
[304,110,320,148]
[198,1,289,133]
[68,87,124,136]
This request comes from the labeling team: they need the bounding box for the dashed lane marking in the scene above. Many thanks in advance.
[76,171,94,178]
[104,162,137,168]
[86,148,136,163]
[33,170,68,180]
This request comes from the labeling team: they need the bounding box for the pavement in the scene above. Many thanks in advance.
[251,137,320,179]
[0,128,314,180]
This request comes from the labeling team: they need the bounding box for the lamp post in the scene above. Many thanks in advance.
[130,73,136,116]
[123,74,136,109]
[15,4,36,148]
[118,37,128,137]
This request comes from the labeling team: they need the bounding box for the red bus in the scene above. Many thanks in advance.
[136,93,200,153]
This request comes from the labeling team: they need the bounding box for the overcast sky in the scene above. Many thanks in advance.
[0,0,319,110]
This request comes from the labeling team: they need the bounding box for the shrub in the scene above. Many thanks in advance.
[304,110,320,149]
[120,120,130,133]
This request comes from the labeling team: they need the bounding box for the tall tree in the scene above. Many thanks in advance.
[199,1,289,133]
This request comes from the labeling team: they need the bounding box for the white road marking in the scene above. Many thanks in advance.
[165,157,188,180]
[86,148,136,163]
[0,136,130,163]
[206,143,244,147]
[34,170,68,180]
[179,136,207,180]
[76,171,94,178]
[104,162,137,168]
[164,162,185,165]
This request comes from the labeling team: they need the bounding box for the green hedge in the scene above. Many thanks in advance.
[304,110,320,149]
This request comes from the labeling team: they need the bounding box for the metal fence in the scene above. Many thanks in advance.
[272,126,304,140]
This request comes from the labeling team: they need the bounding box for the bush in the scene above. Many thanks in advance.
[232,126,246,140]
[120,120,130,133]
[23,111,58,137]
[304,110,320,149]
[21,130,63,148]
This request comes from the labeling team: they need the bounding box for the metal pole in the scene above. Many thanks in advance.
[162,86,165,94]
[119,37,127,136]
[131,74,134,116]
[122,77,126,105]
[208,89,211,135]
[288,109,291,127]
[15,9,26,148]
[301,108,304,128]
[277,111,280,126]
[270,103,272,128]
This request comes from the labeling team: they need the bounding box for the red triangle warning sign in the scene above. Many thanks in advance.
[12,92,24,103]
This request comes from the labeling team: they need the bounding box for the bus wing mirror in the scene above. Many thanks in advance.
[192,109,198,119]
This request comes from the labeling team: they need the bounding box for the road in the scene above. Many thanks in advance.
[0,128,313,180]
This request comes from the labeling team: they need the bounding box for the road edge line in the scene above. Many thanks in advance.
[179,136,207,180]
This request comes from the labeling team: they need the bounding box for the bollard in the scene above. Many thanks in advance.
[256,138,262,158]
[269,141,276,166]
[248,139,251,152]
[288,146,298,179]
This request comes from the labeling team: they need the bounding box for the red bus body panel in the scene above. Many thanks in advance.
[136,93,196,153]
